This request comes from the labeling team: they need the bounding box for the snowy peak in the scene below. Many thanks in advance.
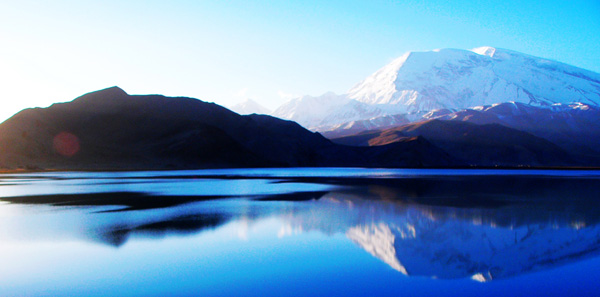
[347,47,600,113]
[229,98,271,115]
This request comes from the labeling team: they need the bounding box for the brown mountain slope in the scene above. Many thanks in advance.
[426,102,600,164]
[332,120,575,167]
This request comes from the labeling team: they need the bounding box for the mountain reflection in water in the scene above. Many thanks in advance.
[283,191,600,281]
[1,170,599,285]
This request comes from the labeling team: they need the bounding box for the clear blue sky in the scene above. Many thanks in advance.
[1,0,599,122]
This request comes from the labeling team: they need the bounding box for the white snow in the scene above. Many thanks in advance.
[348,47,600,111]
[347,223,409,274]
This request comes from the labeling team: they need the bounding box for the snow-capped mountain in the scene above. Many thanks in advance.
[348,46,600,112]
[272,47,600,131]
[229,98,271,115]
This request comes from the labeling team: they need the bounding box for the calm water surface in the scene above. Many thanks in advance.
[1,168,600,296]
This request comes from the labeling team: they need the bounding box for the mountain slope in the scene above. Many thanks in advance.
[325,102,600,162]
[421,102,600,160]
[332,120,575,167]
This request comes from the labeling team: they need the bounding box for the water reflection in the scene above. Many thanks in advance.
[1,171,599,283]
[96,213,230,246]
[281,192,600,281]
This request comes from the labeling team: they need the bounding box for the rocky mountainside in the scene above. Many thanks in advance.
[328,102,600,166]
[332,119,576,167]
[421,102,600,158]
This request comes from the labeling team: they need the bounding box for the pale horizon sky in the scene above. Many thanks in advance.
[1,0,599,123]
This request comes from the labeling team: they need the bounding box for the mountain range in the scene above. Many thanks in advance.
[1,46,599,170]
[272,46,600,134]
[0,87,454,170]
[270,46,600,167]
[328,101,600,166]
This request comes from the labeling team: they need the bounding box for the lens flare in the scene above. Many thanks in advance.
[53,132,80,157]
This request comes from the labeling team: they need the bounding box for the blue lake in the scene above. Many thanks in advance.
[1,168,600,296]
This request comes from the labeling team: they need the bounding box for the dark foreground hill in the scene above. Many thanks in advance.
[0,87,456,170]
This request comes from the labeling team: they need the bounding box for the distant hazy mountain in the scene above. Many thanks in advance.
[271,92,384,130]
[0,87,453,170]
[273,47,600,131]
[229,98,271,115]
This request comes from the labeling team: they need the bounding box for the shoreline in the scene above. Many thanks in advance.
[2,165,600,175]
